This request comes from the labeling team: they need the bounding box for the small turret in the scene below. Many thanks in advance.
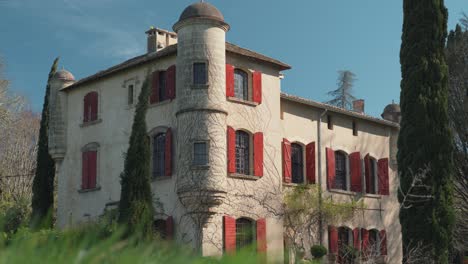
[381,101,401,123]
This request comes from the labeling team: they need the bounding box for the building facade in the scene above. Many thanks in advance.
[48,2,402,263]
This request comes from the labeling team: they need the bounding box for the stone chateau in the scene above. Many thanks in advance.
[48,2,403,263]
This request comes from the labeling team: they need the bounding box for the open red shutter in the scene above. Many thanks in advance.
[326,148,335,189]
[328,226,338,254]
[350,152,362,192]
[257,218,267,253]
[361,228,369,253]
[166,65,176,100]
[364,154,371,193]
[166,216,174,240]
[252,71,262,104]
[227,126,236,173]
[306,142,316,184]
[253,132,264,177]
[378,158,389,195]
[226,64,235,97]
[224,215,236,254]
[90,92,98,121]
[380,230,387,255]
[150,71,160,104]
[82,152,89,189]
[353,228,361,250]
[88,151,97,189]
[165,128,172,177]
[282,139,291,183]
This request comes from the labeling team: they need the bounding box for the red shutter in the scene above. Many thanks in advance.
[380,230,387,255]
[150,71,160,104]
[253,132,264,177]
[224,215,236,254]
[361,228,369,253]
[364,154,371,193]
[165,128,172,177]
[282,139,291,183]
[227,126,236,173]
[88,150,97,189]
[353,228,361,250]
[328,226,338,254]
[90,92,98,121]
[226,64,235,97]
[350,152,362,192]
[257,218,267,253]
[306,142,316,184]
[82,152,89,189]
[378,158,389,195]
[166,65,176,100]
[166,216,174,240]
[252,71,262,104]
[83,93,90,122]
[326,148,336,189]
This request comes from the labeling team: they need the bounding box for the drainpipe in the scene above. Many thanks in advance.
[317,109,327,246]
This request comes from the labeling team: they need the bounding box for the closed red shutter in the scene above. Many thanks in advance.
[166,216,174,240]
[350,152,362,192]
[253,132,264,177]
[256,218,267,253]
[361,228,369,253]
[224,215,236,254]
[282,139,291,183]
[166,65,176,100]
[88,151,97,189]
[353,228,361,250]
[328,226,338,254]
[252,71,262,104]
[364,154,371,193]
[90,92,98,121]
[82,152,89,189]
[380,230,387,255]
[227,126,236,173]
[306,142,316,184]
[326,148,335,189]
[150,71,160,104]
[165,128,172,177]
[378,158,389,195]
[226,64,235,97]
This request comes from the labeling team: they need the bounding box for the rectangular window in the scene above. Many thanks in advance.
[159,71,166,101]
[128,84,134,105]
[193,142,208,165]
[327,115,333,130]
[352,121,358,136]
[193,62,207,85]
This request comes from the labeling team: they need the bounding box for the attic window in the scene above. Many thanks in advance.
[352,121,358,136]
[327,115,333,130]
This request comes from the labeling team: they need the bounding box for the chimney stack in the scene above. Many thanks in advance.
[145,27,178,53]
[352,99,365,113]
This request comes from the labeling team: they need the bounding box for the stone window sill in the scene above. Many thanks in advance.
[191,84,209,89]
[328,189,356,196]
[227,97,259,107]
[228,173,259,181]
[152,176,172,181]
[148,99,172,108]
[283,182,309,187]
[363,193,382,199]
[80,118,102,127]
[78,186,101,193]
[191,165,210,170]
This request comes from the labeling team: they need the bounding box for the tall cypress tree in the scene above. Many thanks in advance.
[398,1,454,263]
[31,57,59,228]
[118,71,154,238]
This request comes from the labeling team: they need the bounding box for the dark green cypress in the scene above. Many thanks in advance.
[118,71,154,238]
[398,1,454,263]
[30,57,59,229]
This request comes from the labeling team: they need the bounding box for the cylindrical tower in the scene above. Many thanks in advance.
[173,2,230,220]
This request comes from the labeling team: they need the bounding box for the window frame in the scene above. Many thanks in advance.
[337,227,354,263]
[235,130,252,175]
[192,140,210,167]
[82,91,100,125]
[334,150,350,191]
[158,70,167,102]
[152,132,166,178]
[79,142,100,192]
[352,120,358,136]
[327,115,333,130]
[290,143,305,184]
[366,157,379,194]
[235,217,256,252]
[192,61,209,88]
[233,68,250,101]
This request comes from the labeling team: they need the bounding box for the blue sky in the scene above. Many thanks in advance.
[0,0,466,117]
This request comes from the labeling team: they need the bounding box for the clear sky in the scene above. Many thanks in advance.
[0,0,466,117]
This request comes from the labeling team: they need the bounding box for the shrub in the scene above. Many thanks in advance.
[310,245,327,259]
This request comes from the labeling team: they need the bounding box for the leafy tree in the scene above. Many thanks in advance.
[30,57,59,229]
[325,70,357,110]
[398,1,454,263]
[118,71,154,239]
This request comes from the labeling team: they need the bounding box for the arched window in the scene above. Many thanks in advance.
[235,131,250,175]
[153,133,166,177]
[338,227,354,264]
[83,91,98,122]
[368,229,379,256]
[153,219,167,239]
[236,218,255,251]
[234,69,248,100]
[335,151,348,191]
[291,143,304,184]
